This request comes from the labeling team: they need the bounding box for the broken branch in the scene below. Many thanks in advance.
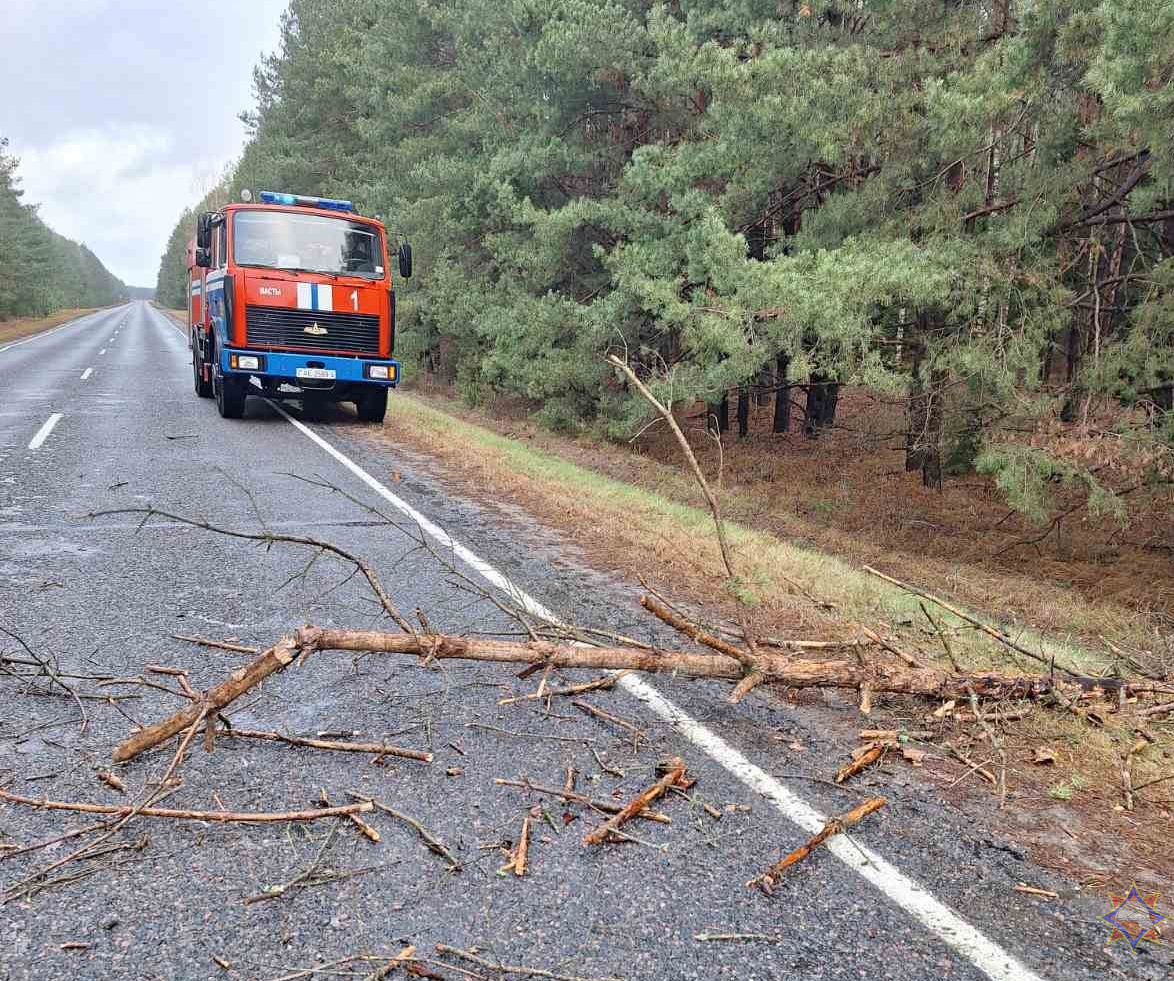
[583,758,687,845]
[748,797,886,892]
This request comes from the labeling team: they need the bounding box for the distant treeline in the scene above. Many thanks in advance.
[157,0,1174,523]
[0,137,126,320]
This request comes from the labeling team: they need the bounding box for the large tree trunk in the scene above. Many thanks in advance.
[905,313,946,488]
[803,374,839,438]
[737,386,750,438]
[773,353,791,433]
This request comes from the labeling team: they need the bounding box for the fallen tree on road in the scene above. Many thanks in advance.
[113,619,1077,765]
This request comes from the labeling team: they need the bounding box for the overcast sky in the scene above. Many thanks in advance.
[2,0,289,287]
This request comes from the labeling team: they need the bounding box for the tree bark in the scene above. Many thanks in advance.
[112,637,299,763]
[112,626,1068,763]
[737,385,750,438]
[773,353,791,433]
[803,374,839,438]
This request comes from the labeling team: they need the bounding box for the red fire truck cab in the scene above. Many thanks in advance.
[188,191,410,422]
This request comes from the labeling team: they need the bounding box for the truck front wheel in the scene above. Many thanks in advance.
[356,387,388,423]
[213,349,246,419]
[192,333,212,398]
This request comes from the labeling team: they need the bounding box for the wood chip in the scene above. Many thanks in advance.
[835,743,883,783]
[97,771,127,794]
[1013,884,1059,899]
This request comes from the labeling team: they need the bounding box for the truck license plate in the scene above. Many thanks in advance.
[296,367,335,380]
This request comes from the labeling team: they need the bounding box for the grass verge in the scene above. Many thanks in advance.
[383,393,1106,676]
[371,390,1173,888]
[0,308,99,346]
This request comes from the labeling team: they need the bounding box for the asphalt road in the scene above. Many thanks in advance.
[0,302,1167,981]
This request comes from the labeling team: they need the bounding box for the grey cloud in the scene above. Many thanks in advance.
[1,0,289,286]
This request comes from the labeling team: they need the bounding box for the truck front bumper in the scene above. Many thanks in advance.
[220,348,400,388]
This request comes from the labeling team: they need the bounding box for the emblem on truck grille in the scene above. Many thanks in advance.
[303,322,328,336]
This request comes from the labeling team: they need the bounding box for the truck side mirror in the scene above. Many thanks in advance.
[195,247,213,269]
[196,213,214,250]
[398,242,413,279]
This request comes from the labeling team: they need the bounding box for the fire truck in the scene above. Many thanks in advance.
[187,190,410,422]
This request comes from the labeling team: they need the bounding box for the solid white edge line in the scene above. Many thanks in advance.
[150,298,1043,981]
[265,399,1045,981]
[81,367,93,380]
[27,413,63,450]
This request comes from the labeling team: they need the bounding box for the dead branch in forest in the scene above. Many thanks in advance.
[862,566,1081,677]
[748,797,887,893]
[583,758,688,845]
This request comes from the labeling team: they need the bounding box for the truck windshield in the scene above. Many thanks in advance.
[232,211,384,279]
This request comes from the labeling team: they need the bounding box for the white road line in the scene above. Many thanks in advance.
[99,349,107,356]
[81,367,93,380]
[149,301,1040,980]
[267,400,1045,981]
[28,413,63,450]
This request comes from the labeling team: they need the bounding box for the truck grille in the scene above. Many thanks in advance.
[245,306,380,355]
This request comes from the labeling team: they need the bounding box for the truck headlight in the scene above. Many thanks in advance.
[366,364,391,380]
[230,354,263,371]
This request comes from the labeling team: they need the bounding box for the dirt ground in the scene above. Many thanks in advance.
[374,383,1174,895]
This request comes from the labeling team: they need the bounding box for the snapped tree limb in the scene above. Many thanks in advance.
[112,625,1069,764]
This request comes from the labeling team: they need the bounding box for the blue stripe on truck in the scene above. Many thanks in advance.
[220,349,400,386]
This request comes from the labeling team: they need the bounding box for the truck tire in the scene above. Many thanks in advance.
[356,387,388,423]
[192,334,212,398]
[213,347,246,419]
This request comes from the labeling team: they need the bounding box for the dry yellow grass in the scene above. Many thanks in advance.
[0,308,99,346]
[368,389,1174,887]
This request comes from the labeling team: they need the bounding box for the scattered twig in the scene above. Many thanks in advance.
[693,933,771,942]
[494,778,671,823]
[171,634,258,654]
[748,797,886,893]
[366,946,417,980]
[499,814,531,876]
[97,771,127,794]
[583,758,687,845]
[1013,884,1059,899]
[966,683,1008,806]
[90,507,416,633]
[219,727,432,762]
[435,943,622,981]
[571,700,645,741]
[0,788,373,825]
[834,744,883,784]
[349,792,460,871]
[498,672,631,705]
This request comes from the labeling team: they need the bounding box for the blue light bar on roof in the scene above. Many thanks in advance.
[259,191,354,212]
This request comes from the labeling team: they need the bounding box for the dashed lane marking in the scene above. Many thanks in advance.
[28,413,63,450]
[81,368,93,380]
